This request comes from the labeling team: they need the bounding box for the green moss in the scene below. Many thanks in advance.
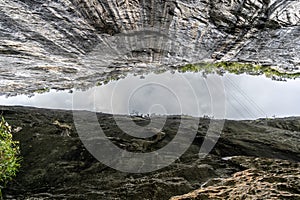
[0,117,21,198]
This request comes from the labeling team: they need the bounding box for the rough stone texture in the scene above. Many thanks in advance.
[170,156,300,200]
[0,0,299,94]
[1,106,299,199]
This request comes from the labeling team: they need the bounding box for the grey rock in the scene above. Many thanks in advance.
[0,0,299,94]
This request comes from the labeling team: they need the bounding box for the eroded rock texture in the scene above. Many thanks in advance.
[1,106,300,199]
[0,0,299,94]
[171,156,300,200]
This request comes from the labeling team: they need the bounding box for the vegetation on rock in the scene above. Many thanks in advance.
[0,117,20,198]
[97,62,300,88]
[179,62,300,80]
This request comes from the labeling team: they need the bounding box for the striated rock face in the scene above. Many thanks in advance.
[0,0,299,94]
[1,106,300,199]
[170,156,300,200]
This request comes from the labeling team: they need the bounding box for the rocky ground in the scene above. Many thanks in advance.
[171,157,300,199]
[1,106,299,199]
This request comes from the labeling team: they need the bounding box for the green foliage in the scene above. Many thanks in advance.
[34,87,50,94]
[0,117,20,197]
[179,63,214,73]
[213,61,261,75]
[179,62,300,80]
[97,62,300,87]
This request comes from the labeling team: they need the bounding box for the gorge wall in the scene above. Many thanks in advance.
[0,0,299,94]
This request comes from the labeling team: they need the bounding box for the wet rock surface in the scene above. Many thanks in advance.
[0,0,299,94]
[1,106,299,199]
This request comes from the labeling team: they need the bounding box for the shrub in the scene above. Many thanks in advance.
[0,116,20,197]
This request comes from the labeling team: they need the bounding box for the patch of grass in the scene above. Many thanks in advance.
[0,117,21,198]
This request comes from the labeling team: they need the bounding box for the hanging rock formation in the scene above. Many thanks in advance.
[0,0,299,94]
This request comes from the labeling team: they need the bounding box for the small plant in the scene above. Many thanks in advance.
[0,117,20,198]
[34,87,50,94]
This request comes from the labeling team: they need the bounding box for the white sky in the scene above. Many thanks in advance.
[1,71,300,120]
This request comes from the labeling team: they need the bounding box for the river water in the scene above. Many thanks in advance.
[1,71,299,120]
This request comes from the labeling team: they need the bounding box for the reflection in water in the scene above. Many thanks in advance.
[0,71,300,120]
